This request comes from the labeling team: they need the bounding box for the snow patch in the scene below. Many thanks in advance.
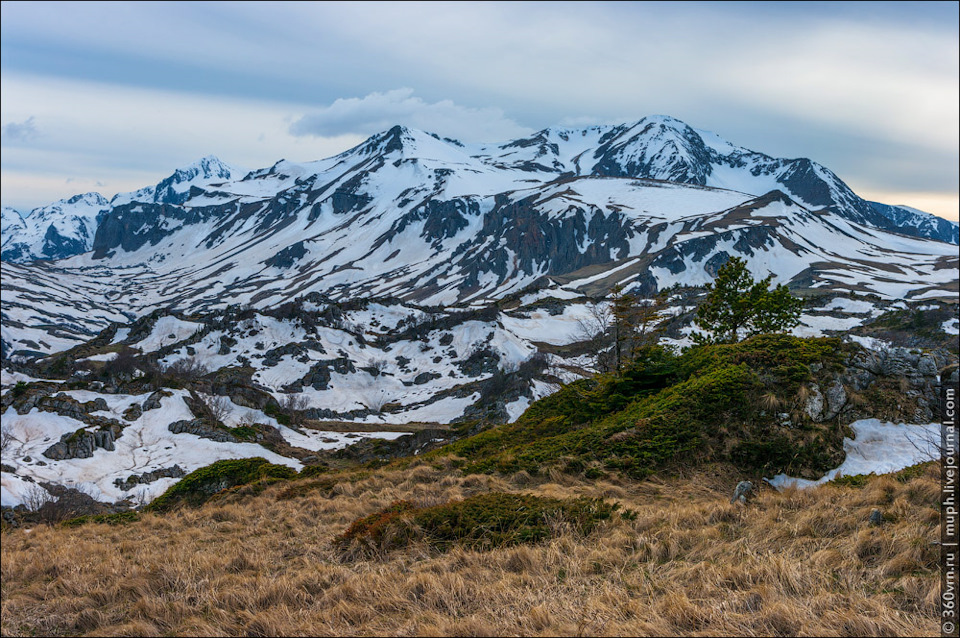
[766,419,938,490]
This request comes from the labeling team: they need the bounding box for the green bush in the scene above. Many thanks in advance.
[435,334,844,478]
[61,511,140,527]
[299,463,331,478]
[147,458,297,512]
[334,492,619,554]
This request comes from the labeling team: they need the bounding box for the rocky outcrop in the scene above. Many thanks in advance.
[802,345,951,425]
[264,241,308,269]
[141,390,170,411]
[113,465,186,491]
[199,368,275,410]
[43,424,122,460]
[261,340,325,367]
[122,403,142,421]
[168,419,238,443]
[9,392,129,455]
[413,371,441,385]
[457,346,500,377]
[292,357,357,391]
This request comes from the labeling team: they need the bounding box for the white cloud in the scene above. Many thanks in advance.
[290,88,531,142]
[1,116,39,143]
[0,3,955,213]
[0,74,366,209]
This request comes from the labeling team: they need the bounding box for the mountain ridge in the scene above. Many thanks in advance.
[1,115,957,359]
[2,116,956,267]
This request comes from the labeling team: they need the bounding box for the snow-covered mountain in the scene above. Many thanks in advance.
[3,115,959,509]
[1,116,958,360]
[867,201,959,245]
[1,193,109,262]
[0,156,241,262]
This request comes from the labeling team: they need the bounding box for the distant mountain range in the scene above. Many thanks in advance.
[1,115,957,358]
[2,156,240,262]
[2,116,958,510]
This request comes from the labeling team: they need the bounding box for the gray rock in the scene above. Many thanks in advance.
[113,465,186,491]
[122,403,143,421]
[731,480,754,504]
[803,384,825,421]
[142,390,167,411]
[168,419,237,443]
[824,381,847,420]
[869,508,884,525]
[414,371,441,385]
[918,354,939,378]
[42,426,118,460]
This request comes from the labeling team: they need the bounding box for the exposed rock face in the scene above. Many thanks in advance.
[823,381,847,421]
[43,425,121,460]
[261,341,325,367]
[329,428,454,464]
[218,335,238,355]
[38,482,113,519]
[113,465,186,491]
[457,347,500,377]
[10,391,128,457]
[200,368,276,409]
[413,371,441,385]
[142,390,169,411]
[802,345,950,425]
[295,357,356,391]
[122,403,143,421]
[803,384,825,421]
[264,241,308,269]
[168,419,238,443]
[869,201,960,245]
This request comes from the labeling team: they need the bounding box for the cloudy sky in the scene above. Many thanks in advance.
[1,1,957,220]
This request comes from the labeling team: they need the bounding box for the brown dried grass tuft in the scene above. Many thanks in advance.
[1,462,941,636]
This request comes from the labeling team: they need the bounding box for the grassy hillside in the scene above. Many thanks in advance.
[1,333,943,636]
[437,334,847,478]
[0,460,939,636]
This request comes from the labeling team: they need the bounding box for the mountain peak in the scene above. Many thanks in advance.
[1,207,26,231]
[62,192,110,208]
[345,125,473,166]
[169,155,238,183]
[148,156,241,205]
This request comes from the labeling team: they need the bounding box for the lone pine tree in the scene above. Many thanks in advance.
[693,257,802,344]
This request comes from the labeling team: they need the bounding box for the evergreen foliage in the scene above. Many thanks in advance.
[147,458,297,512]
[693,257,802,344]
[436,334,844,478]
[334,492,619,554]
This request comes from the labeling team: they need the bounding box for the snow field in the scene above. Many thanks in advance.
[766,419,940,490]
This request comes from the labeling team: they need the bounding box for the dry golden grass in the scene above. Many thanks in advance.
[1,460,941,636]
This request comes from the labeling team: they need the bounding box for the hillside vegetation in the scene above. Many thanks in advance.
[0,459,940,636]
[437,334,848,479]
[1,333,947,636]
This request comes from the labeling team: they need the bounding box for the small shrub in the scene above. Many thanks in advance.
[61,511,140,528]
[147,458,297,512]
[162,356,209,381]
[334,492,619,555]
[829,473,871,489]
[280,393,310,427]
[298,463,331,478]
